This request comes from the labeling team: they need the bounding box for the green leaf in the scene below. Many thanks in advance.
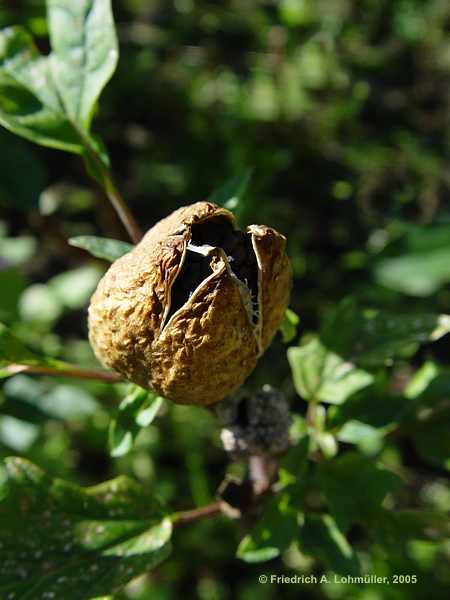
[321,298,450,367]
[279,308,300,343]
[298,514,360,575]
[0,27,83,152]
[109,385,165,458]
[317,453,402,533]
[237,494,299,563]
[47,0,119,131]
[209,169,252,211]
[69,235,134,262]
[0,457,171,600]
[287,337,374,404]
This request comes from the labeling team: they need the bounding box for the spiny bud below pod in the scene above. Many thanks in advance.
[216,385,291,457]
[88,202,291,406]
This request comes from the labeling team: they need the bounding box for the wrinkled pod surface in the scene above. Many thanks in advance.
[88,202,291,405]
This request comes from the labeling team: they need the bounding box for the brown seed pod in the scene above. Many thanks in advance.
[88,201,291,406]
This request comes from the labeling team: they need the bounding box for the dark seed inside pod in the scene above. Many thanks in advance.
[165,250,213,324]
[192,218,259,322]
[165,217,260,327]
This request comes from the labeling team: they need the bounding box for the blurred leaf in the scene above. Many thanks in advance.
[209,169,252,211]
[321,298,450,367]
[287,336,374,404]
[3,375,98,422]
[49,265,103,310]
[19,283,63,324]
[405,362,450,410]
[0,131,46,210]
[69,235,133,262]
[337,420,392,455]
[0,270,26,323]
[0,415,39,451]
[278,435,310,489]
[0,321,50,367]
[411,416,450,471]
[0,457,172,599]
[0,27,83,152]
[0,234,37,267]
[236,494,299,563]
[47,0,118,131]
[298,514,360,575]
[109,385,165,458]
[280,308,300,343]
[317,452,402,532]
[237,437,310,562]
[0,321,75,375]
[373,508,450,550]
[375,248,450,297]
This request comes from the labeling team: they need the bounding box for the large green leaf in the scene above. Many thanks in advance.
[317,453,402,533]
[287,336,374,404]
[109,385,165,458]
[321,298,450,367]
[69,235,134,262]
[0,458,172,600]
[298,514,360,575]
[0,27,83,152]
[47,0,118,131]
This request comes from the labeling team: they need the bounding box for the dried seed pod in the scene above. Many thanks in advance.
[88,202,291,405]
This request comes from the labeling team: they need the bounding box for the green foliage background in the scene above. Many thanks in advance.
[0,1,450,599]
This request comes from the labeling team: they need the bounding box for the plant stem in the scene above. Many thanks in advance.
[172,501,223,527]
[77,126,143,244]
[249,455,277,495]
[102,171,143,244]
[5,363,123,383]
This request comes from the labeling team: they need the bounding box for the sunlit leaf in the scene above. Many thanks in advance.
[287,336,374,404]
[109,385,165,458]
[280,308,300,343]
[47,0,118,131]
[0,27,83,152]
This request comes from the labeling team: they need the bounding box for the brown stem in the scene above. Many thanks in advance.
[103,173,143,244]
[172,501,223,527]
[5,363,123,383]
[77,125,143,244]
[249,455,277,495]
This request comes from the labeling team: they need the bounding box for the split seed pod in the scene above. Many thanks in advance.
[88,202,291,406]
